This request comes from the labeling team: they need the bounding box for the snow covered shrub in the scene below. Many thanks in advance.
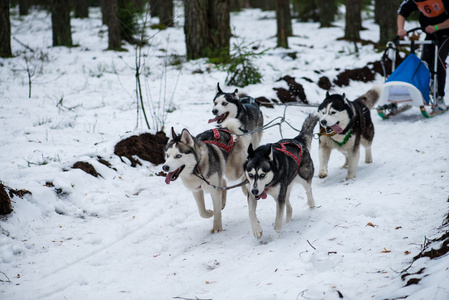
[13,47,50,98]
[216,41,266,88]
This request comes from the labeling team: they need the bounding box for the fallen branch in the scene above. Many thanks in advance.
[13,36,35,53]
[307,240,316,250]
[0,271,11,283]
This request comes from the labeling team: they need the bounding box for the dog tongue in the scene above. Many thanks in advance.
[165,172,175,184]
[208,116,219,123]
[260,190,268,199]
[330,124,343,133]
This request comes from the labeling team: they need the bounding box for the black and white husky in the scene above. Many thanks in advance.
[317,86,381,180]
[243,114,318,239]
[162,122,250,233]
[209,83,264,148]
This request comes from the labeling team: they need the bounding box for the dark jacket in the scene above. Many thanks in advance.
[398,0,449,34]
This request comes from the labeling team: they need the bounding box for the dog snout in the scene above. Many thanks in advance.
[212,109,218,115]
[162,165,170,172]
[321,119,327,126]
[251,189,259,196]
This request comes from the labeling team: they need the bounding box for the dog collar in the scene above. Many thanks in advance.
[318,126,338,137]
[331,129,353,147]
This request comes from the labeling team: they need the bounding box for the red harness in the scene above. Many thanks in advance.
[203,129,234,154]
[274,142,302,174]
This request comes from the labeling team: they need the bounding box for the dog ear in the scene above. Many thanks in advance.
[326,91,330,98]
[170,127,178,139]
[217,82,223,94]
[233,89,238,95]
[342,93,350,104]
[264,145,272,160]
[180,129,194,147]
[247,143,255,157]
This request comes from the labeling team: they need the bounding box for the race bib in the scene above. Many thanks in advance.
[415,0,446,17]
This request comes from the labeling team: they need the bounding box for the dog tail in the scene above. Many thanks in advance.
[355,85,382,109]
[295,113,319,150]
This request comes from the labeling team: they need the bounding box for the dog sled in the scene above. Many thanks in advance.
[377,27,448,119]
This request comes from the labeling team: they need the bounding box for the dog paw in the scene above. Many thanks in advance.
[318,172,327,179]
[211,226,223,234]
[274,226,282,233]
[200,210,214,218]
[345,175,355,180]
[252,226,263,239]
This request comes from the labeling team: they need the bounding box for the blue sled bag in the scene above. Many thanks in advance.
[386,53,431,104]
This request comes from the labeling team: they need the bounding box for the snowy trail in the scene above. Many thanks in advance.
[1,6,449,300]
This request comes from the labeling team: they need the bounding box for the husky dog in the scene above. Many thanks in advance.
[209,83,264,148]
[162,122,250,233]
[317,86,381,180]
[243,114,319,239]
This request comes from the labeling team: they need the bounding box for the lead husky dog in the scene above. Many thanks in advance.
[243,114,318,239]
[209,83,264,148]
[317,86,381,180]
[162,121,250,233]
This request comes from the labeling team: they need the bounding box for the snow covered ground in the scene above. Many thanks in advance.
[1,4,448,300]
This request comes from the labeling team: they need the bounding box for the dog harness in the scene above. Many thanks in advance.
[254,142,302,200]
[202,129,234,154]
[193,129,248,191]
[274,142,302,175]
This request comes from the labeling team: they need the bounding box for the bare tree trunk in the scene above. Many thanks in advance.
[377,0,397,46]
[75,0,89,18]
[149,0,159,17]
[184,0,231,60]
[344,0,361,41]
[159,0,173,27]
[18,0,30,16]
[209,0,230,57]
[374,0,381,24]
[184,0,209,60]
[51,0,73,47]
[230,0,243,11]
[0,0,12,58]
[100,0,108,24]
[250,0,275,10]
[276,0,291,48]
[316,0,336,28]
[107,0,121,50]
